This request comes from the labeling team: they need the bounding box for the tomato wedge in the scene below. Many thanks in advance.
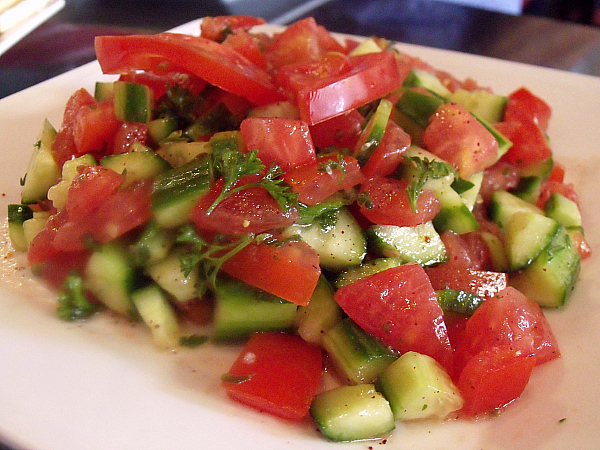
[222,332,322,421]
[334,264,454,371]
[94,33,284,106]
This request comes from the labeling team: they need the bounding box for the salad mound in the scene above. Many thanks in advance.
[7,14,591,442]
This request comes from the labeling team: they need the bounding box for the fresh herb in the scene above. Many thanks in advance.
[177,224,270,290]
[207,147,298,214]
[19,174,26,186]
[318,154,348,182]
[357,191,374,210]
[180,334,209,348]
[450,177,475,194]
[404,156,451,213]
[56,272,98,321]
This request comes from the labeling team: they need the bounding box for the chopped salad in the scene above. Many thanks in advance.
[7,14,591,443]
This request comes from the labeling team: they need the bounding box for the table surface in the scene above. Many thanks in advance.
[0,0,599,100]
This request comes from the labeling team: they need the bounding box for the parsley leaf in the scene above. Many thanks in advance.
[404,156,451,212]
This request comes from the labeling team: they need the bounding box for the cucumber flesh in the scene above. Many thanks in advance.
[145,251,200,303]
[295,276,343,345]
[544,192,582,228]
[100,146,170,187]
[7,204,34,252]
[488,189,544,229]
[335,256,404,289]
[310,384,395,442]
[353,98,392,165]
[375,351,463,421]
[21,119,60,204]
[504,211,559,271]
[131,284,180,349]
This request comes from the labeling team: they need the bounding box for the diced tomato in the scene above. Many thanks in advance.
[51,88,96,166]
[548,161,565,182]
[222,30,267,70]
[282,153,364,205]
[334,263,454,371]
[496,118,551,167]
[425,266,507,298]
[221,239,321,306]
[457,345,535,417]
[478,161,520,204]
[292,51,403,125]
[65,166,125,221]
[95,33,284,106]
[112,122,149,154]
[200,15,266,42]
[191,178,299,235]
[361,120,411,179]
[436,230,492,271]
[36,251,91,289]
[537,179,580,209]
[222,332,322,421]
[357,177,440,227]
[423,103,499,178]
[27,210,67,265]
[504,87,552,133]
[265,17,345,70]
[240,117,316,171]
[454,287,560,374]
[73,101,121,157]
[309,109,364,150]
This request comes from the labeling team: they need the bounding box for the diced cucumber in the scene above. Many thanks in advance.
[511,176,542,204]
[396,88,445,128]
[509,225,581,307]
[283,207,366,271]
[310,384,395,442]
[295,276,343,345]
[47,153,97,211]
[448,89,508,124]
[145,251,200,303]
[458,171,483,211]
[403,68,451,99]
[83,243,135,316]
[323,318,397,385]
[21,119,60,204]
[504,210,559,271]
[100,146,170,187]
[22,211,50,248]
[488,189,544,229]
[156,140,212,167]
[212,276,298,341]
[131,284,180,349]
[151,154,212,228]
[130,222,176,266]
[544,192,582,228]
[436,289,483,315]
[113,81,152,123]
[349,37,383,56]
[479,230,509,272]
[367,221,447,266]
[431,178,480,234]
[516,157,554,179]
[375,351,463,421]
[147,116,178,144]
[94,81,114,102]
[335,257,404,289]
[353,98,392,165]
[7,204,34,252]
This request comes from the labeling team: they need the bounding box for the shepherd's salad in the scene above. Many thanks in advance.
[7,15,591,442]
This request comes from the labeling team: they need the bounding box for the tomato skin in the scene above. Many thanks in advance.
[361,120,411,179]
[293,51,403,125]
[504,87,551,133]
[95,33,284,106]
[200,15,266,42]
[221,239,321,306]
[222,332,322,421]
[425,265,508,298]
[454,287,560,375]
[191,179,299,235]
[51,88,96,166]
[457,345,535,417]
[357,177,440,227]
[282,154,364,205]
[423,103,499,178]
[240,117,316,171]
[334,263,454,371]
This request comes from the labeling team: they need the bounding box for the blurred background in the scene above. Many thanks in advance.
[0,0,599,99]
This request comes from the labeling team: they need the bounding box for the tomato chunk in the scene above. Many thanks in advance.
[222,332,323,421]
[73,101,121,157]
[200,15,266,42]
[221,239,321,306]
[425,266,507,298]
[334,264,454,371]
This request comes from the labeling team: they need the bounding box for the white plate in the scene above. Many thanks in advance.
[0,20,599,450]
